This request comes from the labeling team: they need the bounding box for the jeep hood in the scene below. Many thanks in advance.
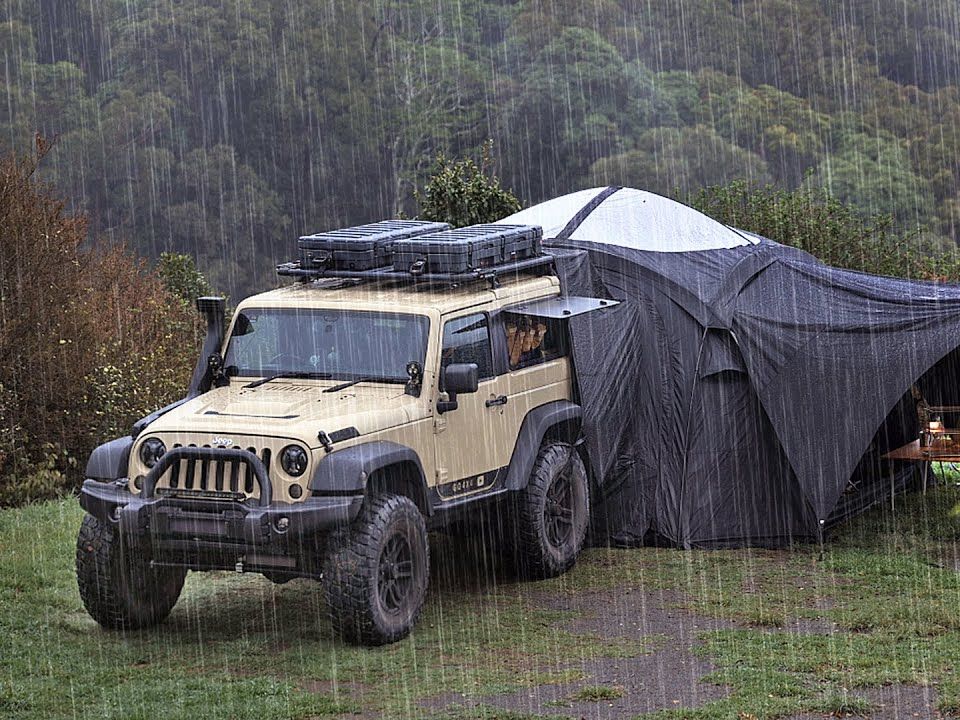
[143,382,424,446]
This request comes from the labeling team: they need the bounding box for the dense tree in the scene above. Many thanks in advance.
[589,125,771,196]
[366,2,490,217]
[5,0,960,505]
[2,0,960,300]
[713,83,833,186]
[812,130,936,224]
[502,26,632,201]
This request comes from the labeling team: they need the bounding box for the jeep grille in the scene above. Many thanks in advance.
[155,443,272,500]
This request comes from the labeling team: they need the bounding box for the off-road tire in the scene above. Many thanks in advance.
[322,493,429,646]
[76,513,186,630]
[516,441,590,579]
[262,572,293,585]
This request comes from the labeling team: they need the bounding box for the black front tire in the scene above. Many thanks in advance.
[516,441,590,579]
[76,513,186,630]
[262,572,294,585]
[322,493,430,646]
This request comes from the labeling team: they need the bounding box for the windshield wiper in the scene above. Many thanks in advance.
[323,375,402,393]
[244,371,333,389]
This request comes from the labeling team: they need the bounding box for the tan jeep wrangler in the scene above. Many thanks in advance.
[76,222,609,645]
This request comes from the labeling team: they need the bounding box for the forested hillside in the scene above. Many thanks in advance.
[4,0,960,297]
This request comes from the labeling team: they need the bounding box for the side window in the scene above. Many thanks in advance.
[504,313,568,370]
[441,313,493,379]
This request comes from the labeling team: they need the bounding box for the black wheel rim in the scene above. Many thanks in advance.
[378,534,415,615]
[544,468,575,549]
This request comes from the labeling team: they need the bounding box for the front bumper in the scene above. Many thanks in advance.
[79,479,363,547]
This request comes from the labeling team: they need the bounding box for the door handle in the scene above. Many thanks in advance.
[486,395,508,408]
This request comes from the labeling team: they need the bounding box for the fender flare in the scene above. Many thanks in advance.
[309,440,431,515]
[85,436,133,481]
[504,400,583,491]
[131,398,189,438]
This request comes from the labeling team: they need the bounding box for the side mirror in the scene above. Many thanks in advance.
[231,312,254,337]
[437,363,479,414]
[443,363,479,394]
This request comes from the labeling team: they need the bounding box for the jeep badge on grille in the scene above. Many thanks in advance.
[212,437,234,448]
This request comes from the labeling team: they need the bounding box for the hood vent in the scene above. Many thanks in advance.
[243,383,316,393]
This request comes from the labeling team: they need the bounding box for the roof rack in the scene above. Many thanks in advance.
[297,220,450,271]
[279,221,553,288]
[276,255,555,289]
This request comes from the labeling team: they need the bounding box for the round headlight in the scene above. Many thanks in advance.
[280,445,308,477]
[139,437,166,469]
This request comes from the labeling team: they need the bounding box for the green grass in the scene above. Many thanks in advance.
[1,478,959,719]
[633,476,960,719]
[0,501,642,719]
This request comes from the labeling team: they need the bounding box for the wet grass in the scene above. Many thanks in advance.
[570,684,625,702]
[1,475,959,719]
[0,501,642,719]
[630,475,960,719]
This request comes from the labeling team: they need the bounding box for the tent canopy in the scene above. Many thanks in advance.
[498,187,960,547]
[507,186,759,251]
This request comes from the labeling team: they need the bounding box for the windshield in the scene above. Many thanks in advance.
[223,307,430,382]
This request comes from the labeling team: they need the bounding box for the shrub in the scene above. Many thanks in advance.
[0,139,204,505]
[158,251,217,306]
[685,181,960,281]
[415,140,521,227]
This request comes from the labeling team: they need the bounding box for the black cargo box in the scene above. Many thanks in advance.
[392,224,542,274]
[298,220,451,271]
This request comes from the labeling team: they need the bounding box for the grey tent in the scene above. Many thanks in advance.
[498,187,960,548]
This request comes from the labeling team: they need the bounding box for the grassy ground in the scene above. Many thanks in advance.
[1,476,959,720]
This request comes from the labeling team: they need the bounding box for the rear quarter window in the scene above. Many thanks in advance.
[503,313,568,370]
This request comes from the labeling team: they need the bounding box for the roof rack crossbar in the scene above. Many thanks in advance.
[276,255,555,289]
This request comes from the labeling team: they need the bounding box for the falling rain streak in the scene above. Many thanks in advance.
[2,1,960,719]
